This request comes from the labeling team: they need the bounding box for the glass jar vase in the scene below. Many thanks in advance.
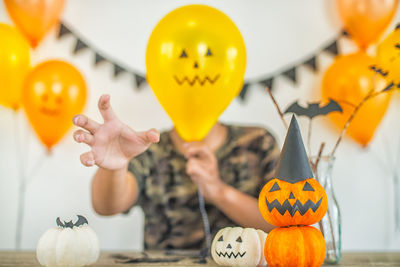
[313,156,342,264]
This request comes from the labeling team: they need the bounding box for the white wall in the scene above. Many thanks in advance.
[0,0,399,251]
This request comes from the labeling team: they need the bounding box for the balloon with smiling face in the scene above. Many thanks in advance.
[374,25,400,89]
[23,60,87,150]
[146,5,246,141]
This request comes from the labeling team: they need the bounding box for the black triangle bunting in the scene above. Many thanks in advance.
[239,83,250,101]
[113,64,126,77]
[324,40,339,56]
[73,39,88,54]
[282,67,297,84]
[57,21,346,97]
[134,74,146,88]
[259,77,274,91]
[303,56,318,72]
[58,23,72,39]
[94,53,106,66]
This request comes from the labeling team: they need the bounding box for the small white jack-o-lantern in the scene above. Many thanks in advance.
[36,215,99,267]
[211,227,267,267]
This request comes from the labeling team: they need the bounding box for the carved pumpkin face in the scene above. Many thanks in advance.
[211,227,267,267]
[258,178,328,227]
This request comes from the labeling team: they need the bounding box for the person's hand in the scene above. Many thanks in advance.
[184,143,226,202]
[73,94,159,170]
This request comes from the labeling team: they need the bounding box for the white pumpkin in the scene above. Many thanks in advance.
[36,215,99,267]
[211,227,267,267]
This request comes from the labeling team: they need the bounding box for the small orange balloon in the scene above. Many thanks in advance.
[337,0,399,50]
[0,23,31,110]
[4,0,65,48]
[322,52,391,147]
[22,60,87,150]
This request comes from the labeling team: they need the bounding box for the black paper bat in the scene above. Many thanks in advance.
[112,252,183,264]
[74,215,88,227]
[284,99,342,119]
[56,215,88,228]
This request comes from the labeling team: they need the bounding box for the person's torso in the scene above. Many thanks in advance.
[130,124,279,249]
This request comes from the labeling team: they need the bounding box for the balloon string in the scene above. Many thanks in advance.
[394,124,400,232]
[394,172,400,232]
[13,111,27,250]
[198,189,211,257]
[27,154,47,185]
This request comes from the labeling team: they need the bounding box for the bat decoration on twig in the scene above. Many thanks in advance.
[284,99,342,156]
[56,215,89,228]
[284,99,342,119]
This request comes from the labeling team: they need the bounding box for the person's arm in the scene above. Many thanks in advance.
[214,184,275,232]
[91,166,137,215]
[185,145,275,233]
[73,94,159,215]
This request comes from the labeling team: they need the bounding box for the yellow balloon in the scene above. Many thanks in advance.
[0,23,31,110]
[376,26,400,88]
[146,5,246,141]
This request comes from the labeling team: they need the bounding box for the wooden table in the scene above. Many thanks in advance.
[0,251,399,266]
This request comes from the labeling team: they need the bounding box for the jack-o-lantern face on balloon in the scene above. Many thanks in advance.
[33,82,69,117]
[146,4,246,141]
[173,46,220,87]
[23,60,86,150]
[373,25,400,89]
[259,178,327,227]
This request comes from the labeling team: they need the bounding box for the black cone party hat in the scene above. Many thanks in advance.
[274,115,313,183]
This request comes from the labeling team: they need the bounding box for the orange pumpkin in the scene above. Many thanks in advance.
[265,226,326,267]
[258,178,328,227]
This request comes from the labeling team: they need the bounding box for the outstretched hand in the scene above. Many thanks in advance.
[73,95,159,170]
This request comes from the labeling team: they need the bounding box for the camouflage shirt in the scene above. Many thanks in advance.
[127,124,279,250]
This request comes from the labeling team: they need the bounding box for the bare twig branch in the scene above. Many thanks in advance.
[330,88,390,158]
[307,120,313,156]
[266,87,288,129]
[310,142,326,180]
[315,142,326,172]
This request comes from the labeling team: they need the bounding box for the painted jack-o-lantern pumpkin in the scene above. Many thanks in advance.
[258,116,327,227]
[259,178,327,226]
[258,116,327,267]
[211,227,267,267]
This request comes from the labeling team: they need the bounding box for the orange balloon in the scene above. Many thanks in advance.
[375,26,400,88]
[322,52,391,146]
[0,23,31,110]
[4,0,65,48]
[22,60,87,150]
[337,0,399,50]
